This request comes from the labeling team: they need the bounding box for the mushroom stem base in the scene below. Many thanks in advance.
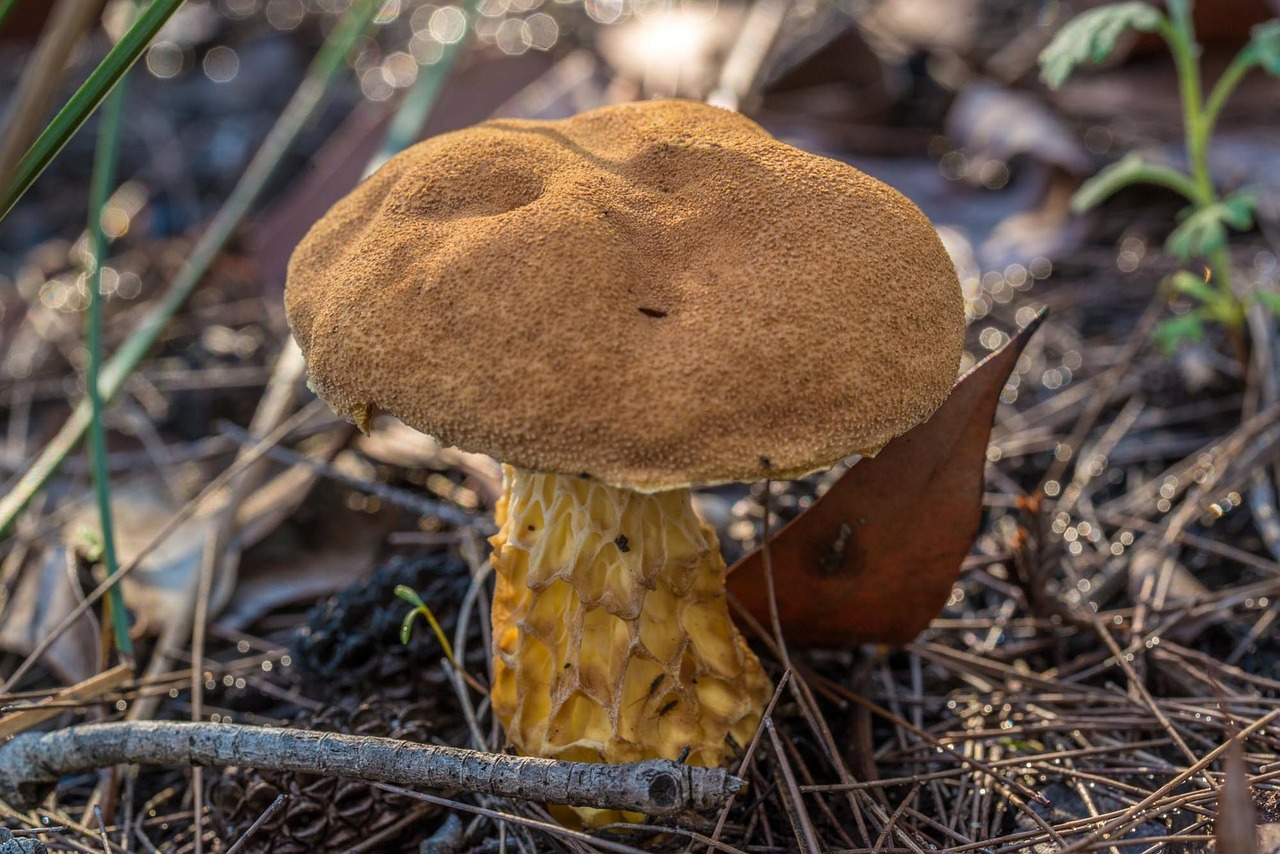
[489,467,769,813]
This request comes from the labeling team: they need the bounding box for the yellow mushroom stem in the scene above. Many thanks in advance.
[489,466,771,820]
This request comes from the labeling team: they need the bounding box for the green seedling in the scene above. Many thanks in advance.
[1040,0,1280,355]
[72,527,105,564]
[394,584,458,668]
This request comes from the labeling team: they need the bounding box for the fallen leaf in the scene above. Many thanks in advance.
[759,18,891,123]
[943,84,1093,271]
[727,310,1045,647]
[0,432,351,682]
[0,473,234,685]
[217,474,399,631]
[0,548,101,685]
[947,83,1093,177]
[88,477,221,639]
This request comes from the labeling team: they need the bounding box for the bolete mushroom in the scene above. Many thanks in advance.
[286,99,964,822]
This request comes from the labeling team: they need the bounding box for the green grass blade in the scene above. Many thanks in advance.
[0,0,381,539]
[86,33,135,662]
[0,0,20,34]
[0,0,186,222]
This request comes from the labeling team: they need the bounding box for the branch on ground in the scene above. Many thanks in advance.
[0,721,742,815]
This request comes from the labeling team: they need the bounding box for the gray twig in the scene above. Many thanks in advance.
[0,721,741,815]
[223,794,285,854]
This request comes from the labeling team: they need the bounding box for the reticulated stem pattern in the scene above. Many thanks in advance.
[489,466,770,822]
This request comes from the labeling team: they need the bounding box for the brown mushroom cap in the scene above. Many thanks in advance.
[286,99,965,492]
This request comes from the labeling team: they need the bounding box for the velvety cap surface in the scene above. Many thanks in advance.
[286,99,965,491]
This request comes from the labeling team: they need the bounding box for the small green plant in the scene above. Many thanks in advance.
[394,584,458,667]
[1039,0,1280,354]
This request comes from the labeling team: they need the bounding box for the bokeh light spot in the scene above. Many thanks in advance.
[146,42,184,78]
[525,12,558,49]
[410,31,445,64]
[382,51,419,87]
[496,17,529,54]
[374,0,402,23]
[203,45,240,82]
[361,67,394,100]
[585,0,625,24]
[265,0,306,29]
[430,6,467,43]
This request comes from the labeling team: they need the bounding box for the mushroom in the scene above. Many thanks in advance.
[285,99,964,822]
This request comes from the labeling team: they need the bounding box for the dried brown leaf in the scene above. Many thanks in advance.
[0,548,101,684]
[727,310,1044,647]
[217,480,397,631]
